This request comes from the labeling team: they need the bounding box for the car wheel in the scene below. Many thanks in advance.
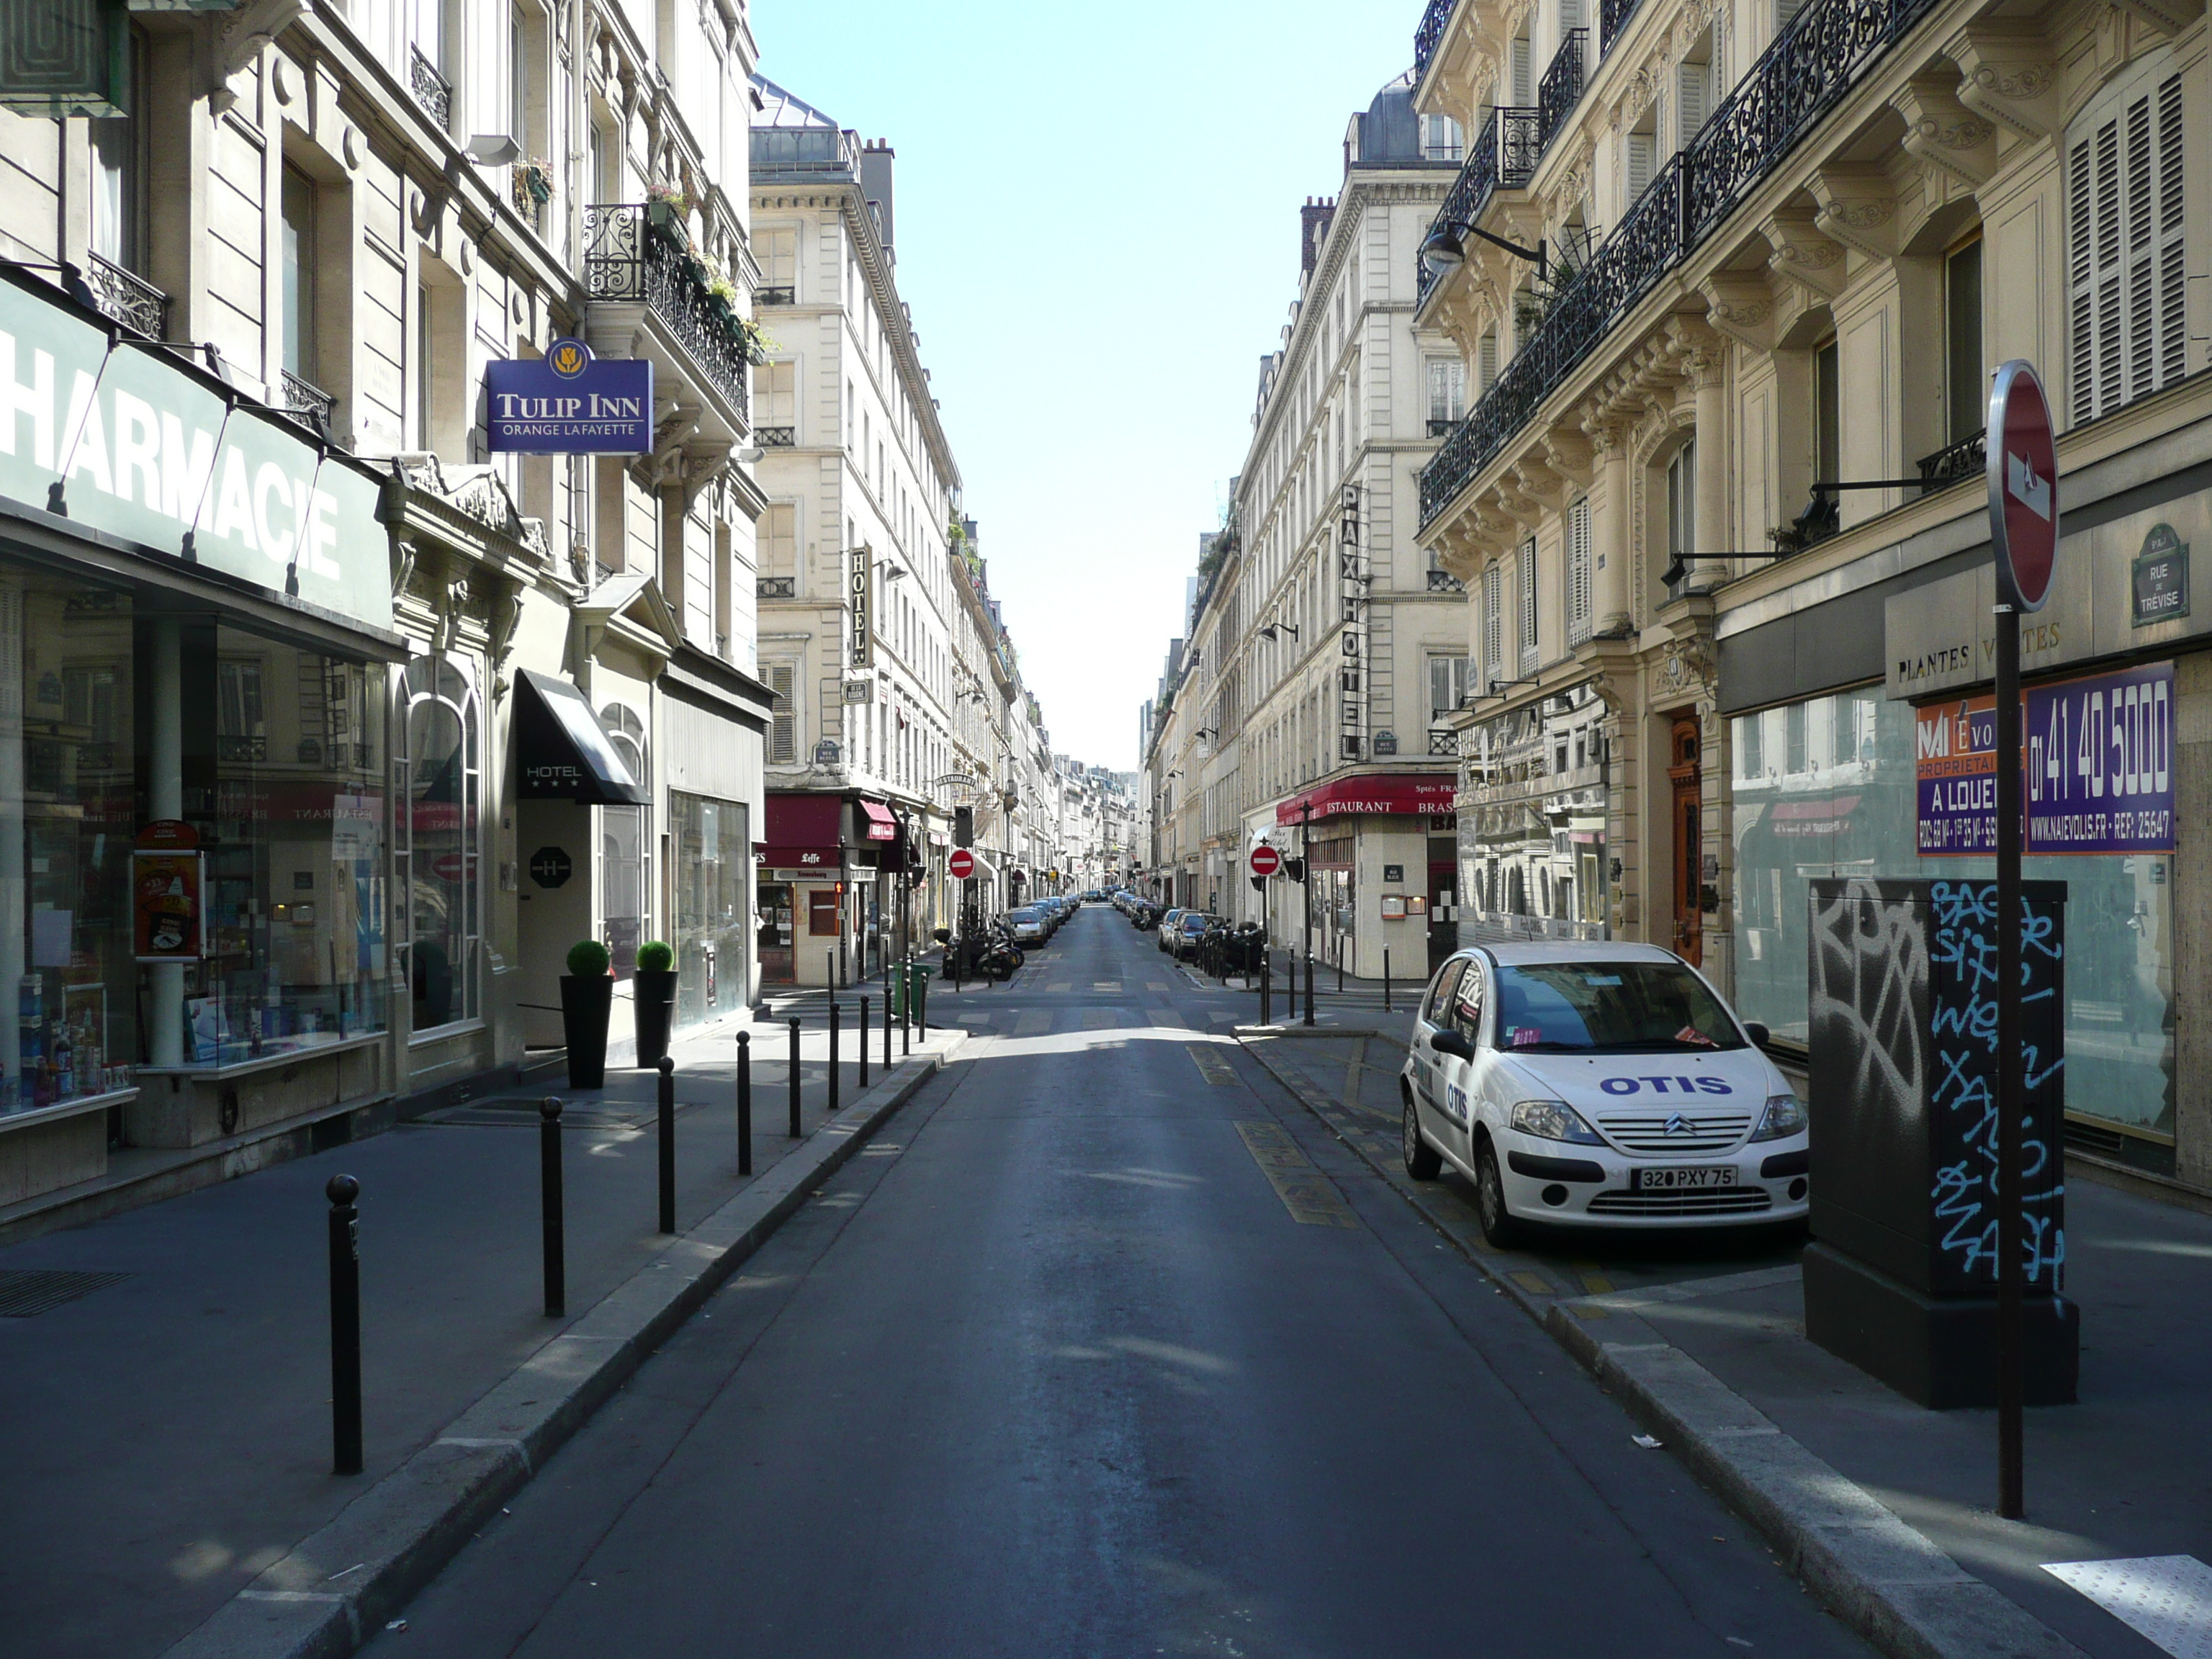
[1402,1094,1442,1181]
[1473,1141,1526,1248]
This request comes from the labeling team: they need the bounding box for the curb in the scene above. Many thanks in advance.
[159,1033,968,1659]
[1236,1035,2089,1659]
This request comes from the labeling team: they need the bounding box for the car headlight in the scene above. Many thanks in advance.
[1751,1094,1808,1141]
[1508,1100,1604,1144]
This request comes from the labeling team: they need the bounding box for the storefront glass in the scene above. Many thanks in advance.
[599,703,649,979]
[1731,685,2174,1139]
[671,791,748,1030]
[400,657,478,1033]
[1460,681,1609,943]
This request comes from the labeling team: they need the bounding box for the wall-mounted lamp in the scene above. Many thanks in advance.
[1421,217,1547,279]
[466,135,523,166]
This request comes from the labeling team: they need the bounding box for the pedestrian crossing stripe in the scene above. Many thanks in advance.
[1079,1008,1122,1030]
[1187,1045,1239,1085]
[1235,1121,1359,1228]
[1092,982,1121,992]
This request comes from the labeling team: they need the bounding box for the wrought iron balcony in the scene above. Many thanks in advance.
[1426,569,1466,592]
[757,576,796,599]
[1428,417,1457,437]
[584,203,750,418]
[280,371,336,441]
[757,426,796,447]
[1416,106,1542,304]
[1600,0,1645,53]
[757,284,796,305]
[1414,0,1455,81]
[1420,0,1945,531]
[1916,431,1985,490]
[78,253,167,338]
[748,127,860,181]
[1429,729,1460,756]
[408,47,450,129]
[1537,30,1588,155]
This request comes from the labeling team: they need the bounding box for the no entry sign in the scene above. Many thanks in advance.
[1249,844,1283,878]
[1988,361,2059,611]
[949,848,977,880]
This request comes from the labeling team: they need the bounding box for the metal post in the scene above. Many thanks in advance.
[828,1000,841,1115]
[657,1056,676,1235]
[1260,950,1272,1027]
[735,1032,752,1177]
[1337,944,1344,996]
[1300,804,1316,1028]
[858,995,871,1089]
[325,1174,362,1476]
[902,954,912,1055]
[916,969,928,1036]
[885,979,894,1069]
[1995,602,2026,1520]
[787,1017,801,1138]
[1384,948,1392,1014]
[1305,953,1316,1028]
[539,1100,565,1318]
[827,950,837,994]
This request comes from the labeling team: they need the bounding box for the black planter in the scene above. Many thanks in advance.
[560,974,613,1089]
[632,968,678,1068]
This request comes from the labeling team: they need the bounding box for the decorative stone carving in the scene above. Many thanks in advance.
[1762,208,1848,300]
[204,0,306,112]
[1948,30,2057,137]
[1542,428,1596,485]
[1809,166,1899,258]
[1663,635,1717,693]
[1892,76,1996,187]
[1696,271,1776,349]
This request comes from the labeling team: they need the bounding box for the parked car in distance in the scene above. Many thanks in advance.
[1400,942,1808,1248]
[1007,906,1047,944]
[1156,908,1185,950]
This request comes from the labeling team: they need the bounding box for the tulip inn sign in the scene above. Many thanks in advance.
[0,271,392,630]
[486,338,653,454]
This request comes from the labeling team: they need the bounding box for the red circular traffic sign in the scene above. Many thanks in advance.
[949,848,977,880]
[431,853,467,883]
[1987,360,2059,611]
[1249,844,1283,878]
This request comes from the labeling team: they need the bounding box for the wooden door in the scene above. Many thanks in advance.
[1668,714,1702,966]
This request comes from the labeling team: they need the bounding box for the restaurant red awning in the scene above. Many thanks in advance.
[1277,772,1457,825]
[857,799,897,841]
[1768,794,1861,837]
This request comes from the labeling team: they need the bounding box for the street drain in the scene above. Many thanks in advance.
[0,1269,130,1317]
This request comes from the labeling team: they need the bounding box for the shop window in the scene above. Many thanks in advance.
[2067,65,2188,425]
[670,792,747,1030]
[400,657,478,1033]
[600,702,648,979]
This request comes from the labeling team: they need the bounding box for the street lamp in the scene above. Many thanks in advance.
[1420,218,1547,281]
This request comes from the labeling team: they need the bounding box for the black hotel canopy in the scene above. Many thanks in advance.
[513,669,650,805]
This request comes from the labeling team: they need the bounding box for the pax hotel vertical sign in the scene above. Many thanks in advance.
[848,545,874,673]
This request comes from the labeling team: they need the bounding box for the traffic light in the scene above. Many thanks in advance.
[1284,857,1307,883]
[953,806,972,848]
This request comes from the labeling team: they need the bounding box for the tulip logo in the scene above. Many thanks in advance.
[548,337,591,379]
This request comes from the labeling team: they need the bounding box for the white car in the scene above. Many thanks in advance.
[1399,942,1808,1245]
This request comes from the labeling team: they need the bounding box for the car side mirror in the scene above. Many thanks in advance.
[1430,1029,1475,1061]
[1743,1020,1771,1048]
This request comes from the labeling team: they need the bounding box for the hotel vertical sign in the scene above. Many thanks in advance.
[848,544,874,671]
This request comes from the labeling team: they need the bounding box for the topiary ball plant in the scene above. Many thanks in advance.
[567,939,611,978]
[635,940,674,973]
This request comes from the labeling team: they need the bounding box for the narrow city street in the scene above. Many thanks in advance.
[359,908,1870,1659]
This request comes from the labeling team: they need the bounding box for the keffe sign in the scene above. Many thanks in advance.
[487,338,652,454]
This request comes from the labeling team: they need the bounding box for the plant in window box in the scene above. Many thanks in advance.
[631,938,678,1067]
[512,159,555,212]
[645,181,690,226]
[734,313,778,367]
[561,938,614,1090]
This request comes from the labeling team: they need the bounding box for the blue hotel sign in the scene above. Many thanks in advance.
[486,338,653,454]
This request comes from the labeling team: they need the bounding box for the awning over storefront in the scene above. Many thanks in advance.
[857,799,897,840]
[758,793,845,871]
[1277,772,1457,824]
[513,670,649,805]
[1767,794,1860,837]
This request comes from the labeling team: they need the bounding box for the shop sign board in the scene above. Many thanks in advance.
[848,546,874,671]
[529,846,573,889]
[485,339,652,453]
[0,274,393,631]
[1915,662,2175,855]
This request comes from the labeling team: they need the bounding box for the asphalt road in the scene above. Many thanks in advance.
[364,908,1871,1659]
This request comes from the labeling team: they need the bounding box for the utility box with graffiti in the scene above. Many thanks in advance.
[1803,878,2079,1408]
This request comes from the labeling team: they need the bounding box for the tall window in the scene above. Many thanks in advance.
[1675,42,1712,148]
[1517,537,1539,673]
[766,662,797,763]
[89,27,148,276]
[2068,67,2188,424]
[400,658,480,1031]
[509,4,530,148]
[1667,441,1696,590]
[1421,113,1464,161]
[1566,495,1593,642]
[1624,130,1655,208]
[1812,340,1840,483]
[1481,562,1504,685]
[1428,654,1468,719]
[1426,357,1466,435]
[280,165,318,386]
[600,703,648,979]
[1945,237,1984,446]
[760,227,797,298]
[1511,34,1533,104]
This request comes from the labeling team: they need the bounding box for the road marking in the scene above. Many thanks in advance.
[1510,1270,1556,1295]
[1234,1121,1360,1228]
[1080,1007,1123,1030]
[1015,1009,1053,1038]
[1575,1264,1616,1295]
[1187,1045,1239,1085]
[1092,981,1122,992]
[1146,981,1171,992]
[1146,1006,1188,1029]
[1045,981,1073,994]
[2043,1556,2212,1658]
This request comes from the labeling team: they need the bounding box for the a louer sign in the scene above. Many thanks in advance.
[0,272,392,631]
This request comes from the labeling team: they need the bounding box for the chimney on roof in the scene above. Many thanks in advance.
[1300,197,1334,275]
[860,140,896,258]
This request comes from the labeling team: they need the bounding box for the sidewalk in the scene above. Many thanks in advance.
[1244,1028,2212,1659]
[0,1018,959,1659]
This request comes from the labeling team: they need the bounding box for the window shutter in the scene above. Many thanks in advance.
[2069,71,2188,424]
[1519,538,1539,670]
[1483,563,1503,675]
[1625,132,1654,205]
[768,664,796,764]
[1511,37,1532,104]
[1774,0,1806,35]
[1676,61,1709,145]
[1559,0,1582,33]
[1478,332,1498,391]
[1568,497,1593,639]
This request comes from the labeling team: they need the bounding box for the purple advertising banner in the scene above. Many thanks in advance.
[1915,663,2174,855]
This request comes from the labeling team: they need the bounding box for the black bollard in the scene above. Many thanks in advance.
[539,1099,565,1318]
[915,968,929,1036]
[858,996,870,1089]
[657,1056,676,1235]
[1284,949,1295,1021]
[326,1174,363,1475]
[736,1031,752,1177]
[1260,951,1272,1028]
[1304,953,1316,1028]
[788,1017,801,1138]
[828,1001,841,1115]
[901,958,912,1056]
[1384,948,1392,1015]
[1338,949,1344,995]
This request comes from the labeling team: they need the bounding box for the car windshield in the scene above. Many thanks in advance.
[1182,915,1208,931]
[1491,961,1745,1053]
[1010,908,1040,922]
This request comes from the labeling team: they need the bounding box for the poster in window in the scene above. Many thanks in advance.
[134,822,207,962]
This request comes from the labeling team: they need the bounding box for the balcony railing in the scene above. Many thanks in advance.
[1916,431,1985,490]
[1537,30,1588,155]
[757,426,796,447]
[1600,0,1645,54]
[748,127,860,180]
[1420,0,1943,529]
[1427,569,1467,592]
[757,576,796,600]
[1413,0,1455,81]
[280,371,336,441]
[1427,417,1457,437]
[757,284,796,305]
[584,203,750,418]
[1417,106,1541,304]
[408,47,450,129]
[78,252,167,338]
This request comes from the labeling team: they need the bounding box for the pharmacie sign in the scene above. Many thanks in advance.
[0,273,391,629]
[1914,662,2175,855]
[485,337,653,453]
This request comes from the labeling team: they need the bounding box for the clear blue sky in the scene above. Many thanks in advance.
[752,0,1421,772]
